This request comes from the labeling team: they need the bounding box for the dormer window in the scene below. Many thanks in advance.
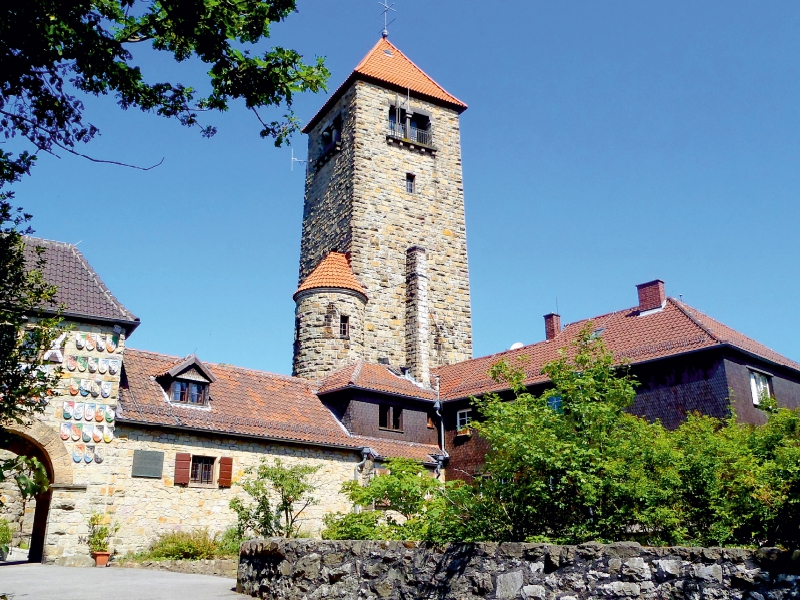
[157,354,217,407]
[171,381,208,405]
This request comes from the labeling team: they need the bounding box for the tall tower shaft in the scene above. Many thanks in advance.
[293,38,472,381]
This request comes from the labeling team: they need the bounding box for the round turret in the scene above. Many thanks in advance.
[292,252,368,380]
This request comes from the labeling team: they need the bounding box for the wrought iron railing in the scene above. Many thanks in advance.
[387,121,432,146]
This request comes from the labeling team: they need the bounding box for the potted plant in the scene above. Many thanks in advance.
[455,426,472,438]
[87,513,119,567]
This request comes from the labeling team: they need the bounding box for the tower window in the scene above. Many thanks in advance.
[322,115,342,155]
[379,404,403,431]
[406,173,415,194]
[339,315,350,338]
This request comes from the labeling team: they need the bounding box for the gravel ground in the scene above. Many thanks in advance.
[0,563,243,599]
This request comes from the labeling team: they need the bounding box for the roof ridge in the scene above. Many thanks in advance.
[67,244,137,322]
[126,347,313,385]
[350,360,364,385]
[667,297,720,344]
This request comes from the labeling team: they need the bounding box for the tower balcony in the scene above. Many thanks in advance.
[386,122,436,153]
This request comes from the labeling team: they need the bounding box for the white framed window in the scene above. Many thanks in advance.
[456,409,472,430]
[749,370,771,406]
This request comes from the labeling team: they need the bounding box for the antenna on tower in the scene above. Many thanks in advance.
[378,0,395,38]
[290,147,307,172]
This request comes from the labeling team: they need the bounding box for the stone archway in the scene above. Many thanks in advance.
[2,420,74,562]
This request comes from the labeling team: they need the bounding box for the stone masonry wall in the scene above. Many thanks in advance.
[293,289,366,379]
[44,424,359,564]
[237,539,800,600]
[298,79,473,377]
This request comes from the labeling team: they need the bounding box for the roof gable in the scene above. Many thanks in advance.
[294,252,367,300]
[318,360,435,400]
[303,37,467,134]
[161,354,217,383]
[23,237,139,331]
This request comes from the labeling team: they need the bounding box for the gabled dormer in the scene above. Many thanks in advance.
[156,354,216,406]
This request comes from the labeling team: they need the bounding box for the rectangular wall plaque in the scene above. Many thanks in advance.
[131,450,164,478]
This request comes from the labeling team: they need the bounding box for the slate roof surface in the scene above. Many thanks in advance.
[434,298,800,402]
[303,37,467,133]
[119,349,441,463]
[295,252,367,299]
[318,360,435,400]
[23,237,139,329]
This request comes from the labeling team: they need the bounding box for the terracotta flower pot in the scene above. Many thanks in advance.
[91,551,111,567]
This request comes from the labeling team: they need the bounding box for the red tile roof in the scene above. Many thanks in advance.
[435,298,800,401]
[24,237,139,330]
[119,349,441,463]
[318,360,435,400]
[294,252,367,300]
[303,37,467,133]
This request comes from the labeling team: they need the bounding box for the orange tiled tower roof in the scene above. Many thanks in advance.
[293,252,367,300]
[303,37,467,133]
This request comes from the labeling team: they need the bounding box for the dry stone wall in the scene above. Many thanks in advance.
[237,539,800,600]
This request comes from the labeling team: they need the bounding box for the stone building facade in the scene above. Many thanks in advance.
[294,37,474,381]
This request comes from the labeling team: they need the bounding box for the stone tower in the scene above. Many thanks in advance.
[293,37,473,383]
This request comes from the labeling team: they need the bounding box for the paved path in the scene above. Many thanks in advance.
[0,563,244,599]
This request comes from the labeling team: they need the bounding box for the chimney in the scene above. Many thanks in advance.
[405,246,430,386]
[544,313,561,341]
[636,279,666,312]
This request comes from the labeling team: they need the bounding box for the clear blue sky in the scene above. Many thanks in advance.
[10,1,800,374]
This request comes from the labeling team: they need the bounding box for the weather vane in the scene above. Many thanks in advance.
[378,0,396,38]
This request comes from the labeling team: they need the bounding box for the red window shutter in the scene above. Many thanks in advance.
[174,453,191,485]
[218,457,233,488]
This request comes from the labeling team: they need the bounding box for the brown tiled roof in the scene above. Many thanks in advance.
[23,237,139,330]
[119,349,441,463]
[294,252,367,300]
[303,37,467,133]
[435,298,800,401]
[318,360,435,400]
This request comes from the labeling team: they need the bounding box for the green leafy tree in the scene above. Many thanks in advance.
[435,324,686,544]
[0,196,62,504]
[230,458,319,539]
[0,0,330,186]
[322,458,444,541]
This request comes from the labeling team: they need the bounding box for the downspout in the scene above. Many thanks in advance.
[433,374,444,454]
[353,447,373,514]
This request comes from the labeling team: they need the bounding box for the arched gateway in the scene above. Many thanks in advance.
[2,420,75,562]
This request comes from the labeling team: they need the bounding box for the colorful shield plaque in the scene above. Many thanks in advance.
[73,444,84,463]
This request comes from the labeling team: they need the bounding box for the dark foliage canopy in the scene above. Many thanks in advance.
[0,0,329,186]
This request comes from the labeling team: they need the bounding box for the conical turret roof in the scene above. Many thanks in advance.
[294,252,367,301]
[303,37,467,133]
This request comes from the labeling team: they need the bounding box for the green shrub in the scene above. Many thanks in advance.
[147,529,219,560]
[0,518,12,552]
[216,527,243,557]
